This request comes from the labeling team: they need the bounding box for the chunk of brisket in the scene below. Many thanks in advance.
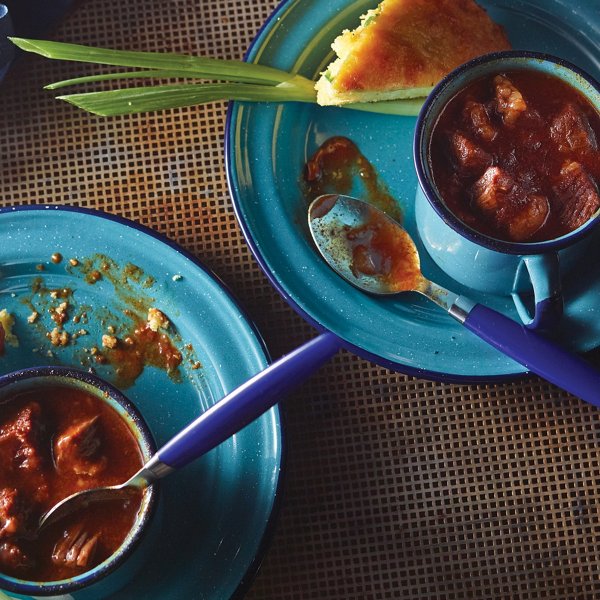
[54,415,107,477]
[52,524,100,569]
[463,100,497,142]
[0,402,44,471]
[472,167,549,241]
[494,75,527,126]
[552,161,600,230]
[450,131,493,176]
[0,488,31,539]
[472,166,516,213]
[550,103,598,156]
[507,195,550,242]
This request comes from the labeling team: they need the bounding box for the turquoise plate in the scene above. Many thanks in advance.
[0,206,282,599]
[226,0,600,382]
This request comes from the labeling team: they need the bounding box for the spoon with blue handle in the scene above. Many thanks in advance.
[308,193,600,404]
[39,331,340,529]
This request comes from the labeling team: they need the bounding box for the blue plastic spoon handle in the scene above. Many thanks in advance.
[462,303,600,406]
[157,332,340,469]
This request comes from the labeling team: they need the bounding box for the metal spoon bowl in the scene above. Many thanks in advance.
[39,456,171,530]
[308,193,460,312]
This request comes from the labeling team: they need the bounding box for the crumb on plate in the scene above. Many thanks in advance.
[48,327,69,347]
[102,334,118,349]
[0,309,18,349]
[147,308,170,332]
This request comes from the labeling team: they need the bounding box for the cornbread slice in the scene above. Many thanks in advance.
[315,0,511,106]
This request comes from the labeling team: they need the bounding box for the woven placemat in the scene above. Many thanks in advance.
[1,1,599,598]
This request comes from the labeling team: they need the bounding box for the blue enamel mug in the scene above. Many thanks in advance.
[414,51,600,330]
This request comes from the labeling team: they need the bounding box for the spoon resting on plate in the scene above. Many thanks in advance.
[308,193,600,404]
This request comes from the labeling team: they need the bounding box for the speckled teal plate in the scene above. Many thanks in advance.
[0,205,282,599]
[226,0,600,382]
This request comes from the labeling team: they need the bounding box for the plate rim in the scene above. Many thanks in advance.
[0,203,286,600]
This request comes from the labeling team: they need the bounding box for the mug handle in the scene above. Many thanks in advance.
[511,253,563,330]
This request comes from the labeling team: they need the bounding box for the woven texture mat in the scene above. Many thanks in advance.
[2,1,600,598]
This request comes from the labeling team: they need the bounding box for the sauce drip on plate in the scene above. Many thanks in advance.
[106,314,183,388]
[303,136,402,222]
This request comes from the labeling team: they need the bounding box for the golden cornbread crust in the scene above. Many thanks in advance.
[317,0,510,105]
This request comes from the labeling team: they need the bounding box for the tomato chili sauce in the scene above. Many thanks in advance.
[0,385,143,582]
[347,210,423,293]
[102,314,183,389]
[303,136,403,222]
[429,70,600,243]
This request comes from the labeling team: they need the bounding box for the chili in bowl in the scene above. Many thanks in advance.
[0,366,159,599]
[414,51,600,329]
